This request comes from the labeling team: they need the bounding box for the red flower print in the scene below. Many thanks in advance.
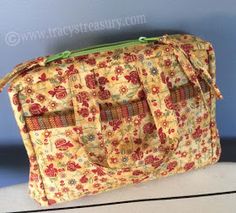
[192,126,203,139]
[85,57,96,66]
[134,138,142,145]
[29,103,47,115]
[98,76,109,85]
[12,94,22,112]
[164,96,175,110]
[55,139,74,151]
[98,61,107,68]
[48,86,67,99]
[124,71,140,84]
[158,127,167,144]
[48,199,56,205]
[180,44,194,55]
[123,53,137,63]
[154,109,162,117]
[36,94,46,102]
[151,86,160,94]
[65,64,78,76]
[167,161,177,172]
[164,59,172,67]
[12,94,19,105]
[144,155,156,165]
[184,162,195,171]
[85,73,96,89]
[30,172,38,182]
[143,122,156,134]
[108,120,122,131]
[144,49,153,56]
[73,126,83,134]
[115,66,124,75]
[144,155,162,168]
[132,170,144,176]
[138,89,146,99]
[44,163,58,177]
[78,107,89,117]
[80,175,88,183]
[75,55,89,61]
[152,159,163,169]
[91,166,106,176]
[76,184,84,190]
[98,87,111,100]
[131,147,144,161]
[119,85,128,94]
[160,72,166,84]
[38,73,48,82]
[67,161,81,171]
[76,91,89,107]
[110,157,118,164]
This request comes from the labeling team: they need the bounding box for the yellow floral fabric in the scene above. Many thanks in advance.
[5,34,223,206]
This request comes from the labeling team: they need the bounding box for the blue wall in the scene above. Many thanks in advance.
[0,0,235,145]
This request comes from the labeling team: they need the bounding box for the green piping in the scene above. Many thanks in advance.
[45,36,162,64]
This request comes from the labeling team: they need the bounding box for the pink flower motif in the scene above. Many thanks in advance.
[138,89,146,99]
[85,58,96,66]
[80,175,88,183]
[98,87,111,100]
[78,107,89,117]
[192,126,203,139]
[65,64,78,76]
[131,147,143,161]
[164,59,172,67]
[55,139,74,151]
[158,127,167,144]
[67,161,81,171]
[124,71,140,84]
[76,91,89,107]
[44,163,58,177]
[167,161,177,172]
[115,66,124,75]
[98,76,109,85]
[29,103,47,115]
[180,44,194,55]
[184,162,195,171]
[91,166,106,176]
[123,53,137,63]
[108,120,122,131]
[143,122,156,134]
[164,96,175,110]
[48,199,56,205]
[85,73,96,89]
[132,170,144,176]
[48,86,67,99]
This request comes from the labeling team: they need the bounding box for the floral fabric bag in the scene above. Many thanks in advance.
[0,34,223,206]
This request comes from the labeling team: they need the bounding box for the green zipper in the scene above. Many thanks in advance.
[45,36,163,64]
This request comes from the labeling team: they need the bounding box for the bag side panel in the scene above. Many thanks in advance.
[8,83,51,206]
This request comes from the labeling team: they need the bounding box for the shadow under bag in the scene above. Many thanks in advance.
[0,34,223,206]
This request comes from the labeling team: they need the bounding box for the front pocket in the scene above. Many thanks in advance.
[28,126,95,203]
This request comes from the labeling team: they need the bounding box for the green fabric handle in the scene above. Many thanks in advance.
[45,36,162,63]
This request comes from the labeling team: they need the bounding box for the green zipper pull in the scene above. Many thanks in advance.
[46,50,72,63]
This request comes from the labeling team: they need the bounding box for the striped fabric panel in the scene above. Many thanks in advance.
[100,99,149,122]
[25,110,75,131]
[25,79,210,131]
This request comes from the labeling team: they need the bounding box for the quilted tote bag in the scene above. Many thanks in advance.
[0,34,223,206]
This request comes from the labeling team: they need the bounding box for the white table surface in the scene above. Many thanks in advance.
[0,162,236,213]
